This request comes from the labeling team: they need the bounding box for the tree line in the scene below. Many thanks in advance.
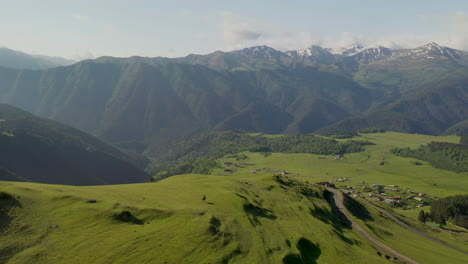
[392,141,468,173]
[419,195,468,228]
[149,131,373,180]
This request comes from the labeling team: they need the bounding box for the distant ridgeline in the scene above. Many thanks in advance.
[444,120,468,136]
[0,104,148,185]
[0,43,468,157]
[149,131,373,180]
[392,141,468,173]
[316,72,468,137]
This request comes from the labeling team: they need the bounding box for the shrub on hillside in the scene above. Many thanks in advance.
[114,211,144,225]
[0,191,14,199]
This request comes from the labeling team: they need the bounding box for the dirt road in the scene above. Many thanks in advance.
[327,188,420,264]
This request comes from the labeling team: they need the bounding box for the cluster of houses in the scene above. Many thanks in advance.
[332,181,430,208]
[316,175,431,209]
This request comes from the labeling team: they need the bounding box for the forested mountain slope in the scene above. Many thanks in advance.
[317,73,468,136]
[0,42,467,154]
[0,104,148,185]
[0,61,372,152]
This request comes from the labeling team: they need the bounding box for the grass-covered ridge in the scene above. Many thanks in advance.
[211,132,466,197]
[0,175,386,264]
[148,131,372,179]
[0,132,467,264]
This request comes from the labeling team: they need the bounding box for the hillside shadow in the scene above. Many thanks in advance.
[309,205,351,232]
[243,203,277,226]
[343,195,373,221]
[283,238,321,264]
[0,192,21,233]
[322,190,352,228]
[114,211,144,225]
[208,216,221,235]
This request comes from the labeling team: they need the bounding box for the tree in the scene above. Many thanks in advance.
[418,210,427,223]
[425,212,433,222]
[439,215,446,226]
[454,215,468,228]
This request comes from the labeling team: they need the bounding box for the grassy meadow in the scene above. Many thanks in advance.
[216,132,466,197]
[1,132,467,263]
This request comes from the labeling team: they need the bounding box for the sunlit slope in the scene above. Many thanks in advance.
[357,201,468,264]
[1,132,467,264]
[1,175,387,264]
[218,132,466,197]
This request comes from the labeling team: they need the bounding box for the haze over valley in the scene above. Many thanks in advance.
[0,1,467,263]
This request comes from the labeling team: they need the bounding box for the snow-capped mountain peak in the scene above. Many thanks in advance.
[293,45,331,57]
[414,42,445,53]
[329,44,366,56]
[404,42,463,61]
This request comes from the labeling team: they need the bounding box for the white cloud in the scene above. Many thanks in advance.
[220,12,263,48]
[317,12,468,51]
[215,12,468,52]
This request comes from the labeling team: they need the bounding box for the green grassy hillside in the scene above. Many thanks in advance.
[214,132,466,197]
[1,174,466,264]
[1,175,387,264]
[1,132,467,263]
[147,130,372,177]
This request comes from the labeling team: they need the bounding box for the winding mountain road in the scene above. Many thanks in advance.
[327,188,420,264]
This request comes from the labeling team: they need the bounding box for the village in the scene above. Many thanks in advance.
[319,177,432,209]
[220,158,434,210]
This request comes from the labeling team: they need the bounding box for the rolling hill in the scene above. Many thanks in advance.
[145,130,373,178]
[0,132,467,264]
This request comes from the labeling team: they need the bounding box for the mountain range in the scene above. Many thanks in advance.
[0,42,466,159]
[0,41,466,264]
[173,42,468,72]
[0,47,76,70]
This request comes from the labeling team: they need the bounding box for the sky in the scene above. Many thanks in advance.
[1,0,468,60]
